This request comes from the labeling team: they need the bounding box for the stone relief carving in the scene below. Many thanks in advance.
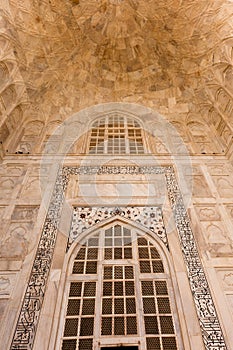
[195,206,221,221]
[0,206,5,219]
[20,178,41,198]
[164,167,227,350]
[195,205,233,256]
[0,276,10,295]
[0,165,24,177]
[192,175,212,197]
[155,141,169,153]
[223,273,233,287]
[209,244,233,257]
[8,106,23,130]
[226,206,233,220]
[24,121,44,136]
[17,141,32,154]
[0,122,10,143]
[11,206,38,222]
[222,125,232,144]
[1,85,17,110]
[0,225,29,260]
[208,164,233,176]
[217,270,233,292]
[213,176,233,198]
[0,274,16,298]
[10,165,228,350]
[0,178,14,189]
[209,224,228,243]
[203,223,233,256]
[0,178,15,199]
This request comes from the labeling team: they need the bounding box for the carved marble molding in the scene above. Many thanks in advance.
[10,165,228,350]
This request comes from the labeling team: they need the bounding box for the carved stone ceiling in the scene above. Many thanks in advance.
[3,0,233,123]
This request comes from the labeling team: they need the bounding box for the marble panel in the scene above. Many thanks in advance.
[0,178,16,199]
[0,273,16,298]
[0,165,25,177]
[191,175,213,197]
[195,205,221,221]
[11,206,38,222]
[0,223,31,260]
[20,177,41,199]
[212,176,233,198]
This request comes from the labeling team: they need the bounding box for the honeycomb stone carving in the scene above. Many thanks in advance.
[0,0,231,154]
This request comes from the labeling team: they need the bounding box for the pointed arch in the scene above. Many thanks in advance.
[52,217,185,350]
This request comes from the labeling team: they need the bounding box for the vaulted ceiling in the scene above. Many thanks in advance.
[0,0,233,146]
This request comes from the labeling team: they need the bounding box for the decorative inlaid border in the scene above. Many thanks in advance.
[69,206,168,249]
[11,165,228,350]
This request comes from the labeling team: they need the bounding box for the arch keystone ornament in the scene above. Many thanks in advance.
[11,166,228,350]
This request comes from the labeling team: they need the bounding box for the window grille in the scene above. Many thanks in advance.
[101,265,137,336]
[61,224,179,350]
[88,114,145,154]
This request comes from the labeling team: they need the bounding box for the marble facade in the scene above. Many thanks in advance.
[0,1,233,349]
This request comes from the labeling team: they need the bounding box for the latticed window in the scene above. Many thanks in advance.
[88,113,145,154]
[60,223,181,350]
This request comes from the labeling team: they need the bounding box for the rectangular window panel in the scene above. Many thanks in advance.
[157,297,171,314]
[102,298,113,315]
[85,261,97,274]
[126,316,137,334]
[125,281,135,296]
[64,318,78,337]
[126,298,136,314]
[114,316,125,335]
[73,261,85,274]
[104,266,112,279]
[83,282,96,297]
[80,318,94,336]
[141,281,154,296]
[143,297,156,314]
[103,282,113,296]
[162,337,177,350]
[114,281,124,296]
[144,316,159,334]
[146,337,161,350]
[78,338,93,350]
[160,316,175,334]
[62,339,77,350]
[69,282,82,297]
[101,317,112,335]
[114,298,124,314]
[67,299,81,316]
[82,299,95,315]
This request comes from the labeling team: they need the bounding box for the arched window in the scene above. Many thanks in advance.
[88,113,145,154]
[58,223,181,350]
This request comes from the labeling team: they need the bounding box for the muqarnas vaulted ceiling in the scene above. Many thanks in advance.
[0,0,233,150]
